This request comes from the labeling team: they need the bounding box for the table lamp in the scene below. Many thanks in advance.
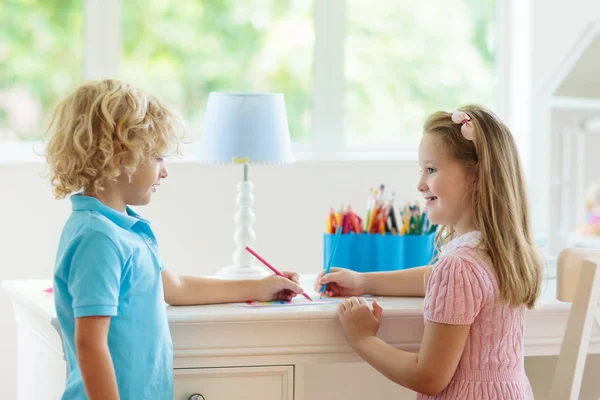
[198,92,294,279]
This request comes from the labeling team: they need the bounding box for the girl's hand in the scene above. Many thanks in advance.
[337,297,383,347]
[315,268,366,297]
[257,272,304,302]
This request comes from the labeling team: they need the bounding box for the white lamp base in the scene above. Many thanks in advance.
[214,264,269,280]
[214,168,268,280]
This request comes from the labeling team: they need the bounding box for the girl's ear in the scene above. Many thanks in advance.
[470,163,479,187]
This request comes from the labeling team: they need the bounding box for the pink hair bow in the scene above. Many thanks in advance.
[451,111,475,142]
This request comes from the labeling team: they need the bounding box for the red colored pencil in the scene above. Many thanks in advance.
[245,246,313,301]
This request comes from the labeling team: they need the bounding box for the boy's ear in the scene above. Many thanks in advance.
[113,142,128,169]
[113,142,124,154]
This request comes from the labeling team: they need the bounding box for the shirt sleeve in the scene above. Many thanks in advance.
[424,254,491,325]
[67,231,123,318]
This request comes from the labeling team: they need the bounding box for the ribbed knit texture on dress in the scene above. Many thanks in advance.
[417,231,534,400]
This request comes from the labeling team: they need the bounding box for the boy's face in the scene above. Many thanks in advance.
[123,156,168,206]
[417,133,476,234]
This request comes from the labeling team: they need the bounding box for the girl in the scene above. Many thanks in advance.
[45,79,305,400]
[315,105,542,399]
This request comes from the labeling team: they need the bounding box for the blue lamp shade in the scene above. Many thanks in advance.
[198,92,294,164]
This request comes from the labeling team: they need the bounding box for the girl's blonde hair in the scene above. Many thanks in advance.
[44,79,186,199]
[424,104,542,309]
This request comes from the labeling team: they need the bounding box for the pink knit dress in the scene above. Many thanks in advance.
[418,231,534,400]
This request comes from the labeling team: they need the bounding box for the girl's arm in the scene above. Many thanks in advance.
[76,316,120,400]
[353,321,469,396]
[337,298,469,396]
[363,265,432,297]
[316,266,433,297]
[339,256,484,395]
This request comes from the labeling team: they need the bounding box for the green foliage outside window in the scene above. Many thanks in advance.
[0,0,494,145]
[121,0,314,141]
[0,0,82,141]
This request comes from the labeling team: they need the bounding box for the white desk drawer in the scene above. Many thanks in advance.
[174,365,294,400]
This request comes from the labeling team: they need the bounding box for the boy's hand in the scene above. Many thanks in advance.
[315,267,366,297]
[257,272,304,302]
[337,297,383,347]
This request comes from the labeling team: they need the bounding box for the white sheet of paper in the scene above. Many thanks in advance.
[239,296,381,308]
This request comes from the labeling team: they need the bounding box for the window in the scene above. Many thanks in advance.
[0,0,83,142]
[121,0,314,142]
[0,0,498,157]
[345,0,496,147]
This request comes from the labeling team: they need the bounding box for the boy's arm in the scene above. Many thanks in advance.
[75,316,120,400]
[161,268,260,305]
[363,265,432,297]
[161,267,303,306]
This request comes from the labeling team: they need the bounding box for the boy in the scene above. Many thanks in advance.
[44,80,304,399]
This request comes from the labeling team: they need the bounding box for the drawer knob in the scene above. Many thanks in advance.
[188,394,205,400]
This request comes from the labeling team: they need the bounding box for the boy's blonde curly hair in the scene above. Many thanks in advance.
[44,79,186,199]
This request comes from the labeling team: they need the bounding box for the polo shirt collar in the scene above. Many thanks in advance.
[71,193,149,230]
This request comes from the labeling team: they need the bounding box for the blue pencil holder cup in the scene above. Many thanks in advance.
[323,233,436,273]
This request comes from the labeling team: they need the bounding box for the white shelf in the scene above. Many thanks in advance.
[566,232,600,248]
[550,96,600,110]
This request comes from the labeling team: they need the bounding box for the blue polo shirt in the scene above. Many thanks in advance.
[53,194,172,400]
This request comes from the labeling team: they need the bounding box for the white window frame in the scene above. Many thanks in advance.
[83,0,120,81]
[1,0,507,163]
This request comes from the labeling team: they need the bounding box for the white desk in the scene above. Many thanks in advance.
[3,276,599,400]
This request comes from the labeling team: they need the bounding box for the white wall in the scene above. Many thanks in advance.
[531,2,600,96]
[0,160,422,278]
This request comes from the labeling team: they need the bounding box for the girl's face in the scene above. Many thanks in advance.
[124,156,168,206]
[417,133,477,235]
